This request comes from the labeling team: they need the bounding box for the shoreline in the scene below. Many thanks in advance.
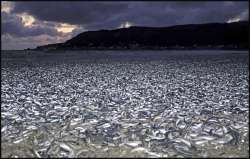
[1,48,249,52]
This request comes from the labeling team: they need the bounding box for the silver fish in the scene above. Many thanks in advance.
[212,134,233,144]
[131,147,148,153]
[125,141,142,147]
[1,126,8,133]
[59,143,75,157]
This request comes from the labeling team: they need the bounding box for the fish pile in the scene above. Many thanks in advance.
[1,50,249,158]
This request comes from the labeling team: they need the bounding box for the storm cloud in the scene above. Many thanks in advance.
[11,1,249,29]
[1,1,249,50]
[2,12,59,37]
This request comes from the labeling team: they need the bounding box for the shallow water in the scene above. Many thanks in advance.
[1,50,249,158]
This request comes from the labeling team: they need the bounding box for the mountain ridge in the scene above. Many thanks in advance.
[34,21,248,50]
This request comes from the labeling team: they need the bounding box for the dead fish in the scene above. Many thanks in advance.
[55,106,68,112]
[31,149,41,158]
[34,100,42,106]
[189,133,199,138]
[33,136,38,145]
[23,131,34,137]
[125,141,142,147]
[69,106,80,111]
[153,115,162,122]
[212,134,233,144]
[70,118,82,126]
[59,143,75,157]
[174,138,192,148]
[131,147,148,153]
[147,134,165,140]
[46,110,56,116]
[2,112,13,117]
[102,147,109,152]
[195,140,208,145]
[39,141,51,147]
[146,151,168,157]
[26,125,38,130]
[33,111,40,116]
[1,126,7,133]
[167,130,181,140]
[211,127,225,136]
[227,127,241,145]
[74,127,86,133]
[222,126,229,134]
[159,129,167,134]
[191,123,203,131]
[195,135,216,141]
[101,123,111,129]
[13,138,24,144]
[173,143,193,157]
[76,149,88,157]
[50,119,60,123]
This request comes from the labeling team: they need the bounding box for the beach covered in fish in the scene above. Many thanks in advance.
[1,50,249,158]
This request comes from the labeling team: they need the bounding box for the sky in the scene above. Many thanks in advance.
[1,1,249,50]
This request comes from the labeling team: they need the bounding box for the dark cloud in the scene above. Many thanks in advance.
[12,2,129,27]
[12,1,249,30]
[1,12,60,37]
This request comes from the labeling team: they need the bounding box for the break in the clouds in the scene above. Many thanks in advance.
[1,1,249,50]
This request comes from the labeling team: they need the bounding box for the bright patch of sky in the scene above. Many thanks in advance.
[55,23,79,33]
[16,12,36,27]
[227,9,248,23]
[1,1,13,13]
[119,21,133,28]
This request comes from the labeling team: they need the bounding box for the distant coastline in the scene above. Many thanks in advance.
[29,21,248,51]
[25,47,248,52]
[2,47,249,52]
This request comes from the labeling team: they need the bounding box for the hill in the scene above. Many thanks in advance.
[35,21,248,50]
